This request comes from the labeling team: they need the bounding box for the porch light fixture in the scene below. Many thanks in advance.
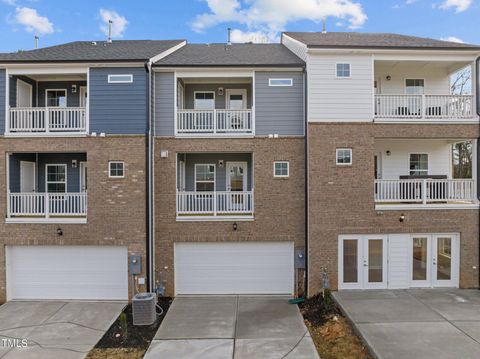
[386,150,391,156]
[218,87,224,96]
[218,160,224,168]
[386,75,391,81]
[72,84,77,93]
[56,227,63,236]
[72,159,77,168]
[233,222,238,231]
[399,213,405,222]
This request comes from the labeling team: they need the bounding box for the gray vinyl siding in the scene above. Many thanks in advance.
[184,83,252,109]
[0,69,5,134]
[9,76,37,107]
[89,67,147,134]
[154,72,175,136]
[254,71,304,136]
[178,153,252,191]
[9,153,86,192]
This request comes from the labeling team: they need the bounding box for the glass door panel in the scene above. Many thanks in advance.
[432,235,458,287]
[411,236,431,287]
[343,239,359,284]
[364,237,387,289]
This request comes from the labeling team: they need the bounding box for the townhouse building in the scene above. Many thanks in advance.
[283,32,480,294]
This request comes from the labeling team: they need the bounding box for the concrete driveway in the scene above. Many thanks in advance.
[0,301,125,359]
[144,296,319,359]
[333,289,480,359]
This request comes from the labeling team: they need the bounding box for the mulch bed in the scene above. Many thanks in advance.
[94,297,172,350]
[299,291,372,359]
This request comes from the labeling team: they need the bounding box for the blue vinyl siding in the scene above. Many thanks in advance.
[89,67,147,134]
[254,71,304,136]
[0,69,5,134]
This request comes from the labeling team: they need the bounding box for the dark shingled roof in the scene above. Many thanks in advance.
[0,40,185,63]
[154,43,305,67]
[283,32,480,50]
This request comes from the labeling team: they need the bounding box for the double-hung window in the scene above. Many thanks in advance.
[46,89,67,107]
[409,154,428,176]
[336,63,351,78]
[195,164,215,191]
[405,79,424,95]
[46,164,67,193]
[194,92,215,110]
[336,148,352,165]
[274,161,289,177]
[109,161,125,178]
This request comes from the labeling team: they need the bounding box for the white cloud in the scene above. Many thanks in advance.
[230,29,275,43]
[439,0,472,12]
[99,8,128,38]
[192,0,367,43]
[3,0,17,5]
[14,7,54,34]
[440,36,465,43]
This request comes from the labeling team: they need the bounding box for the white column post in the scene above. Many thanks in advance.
[45,193,49,218]
[422,179,427,204]
[421,94,426,119]
[213,191,217,216]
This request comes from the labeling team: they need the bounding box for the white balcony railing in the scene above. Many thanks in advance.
[7,192,87,217]
[374,95,474,120]
[374,179,475,204]
[176,191,254,216]
[8,107,87,133]
[177,109,253,135]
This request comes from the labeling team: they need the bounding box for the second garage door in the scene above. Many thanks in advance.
[6,246,129,301]
[175,242,294,295]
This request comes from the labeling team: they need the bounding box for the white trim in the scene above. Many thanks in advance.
[193,91,215,110]
[273,161,290,178]
[79,161,87,192]
[335,62,351,78]
[374,118,480,124]
[6,66,89,75]
[5,217,87,224]
[79,86,87,108]
[5,68,9,134]
[86,69,90,134]
[194,163,216,191]
[226,161,248,191]
[252,70,256,136]
[16,79,32,107]
[108,161,125,178]
[225,88,247,109]
[154,67,304,73]
[336,148,353,166]
[45,164,67,193]
[404,78,425,95]
[4,133,89,138]
[268,78,293,87]
[176,216,254,222]
[408,152,429,176]
[376,203,480,210]
[148,41,187,64]
[107,74,133,83]
[20,161,36,193]
[45,89,67,107]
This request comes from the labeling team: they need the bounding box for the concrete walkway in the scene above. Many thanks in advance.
[144,296,319,359]
[333,289,480,359]
[0,301,125,359]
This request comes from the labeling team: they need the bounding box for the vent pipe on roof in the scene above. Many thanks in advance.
[34,35,39,49]
[227,27,232,45]
[322,17,327,33]
[107,20,113,43]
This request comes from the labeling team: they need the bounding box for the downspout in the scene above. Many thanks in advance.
[303,66,309,297]
[144,59,154,292]
[476,57,480,116]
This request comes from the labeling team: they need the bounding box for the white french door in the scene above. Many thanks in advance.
[338,235,388,289]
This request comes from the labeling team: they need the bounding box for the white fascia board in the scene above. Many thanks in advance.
[7,66,89,75]
[154,67,303,75]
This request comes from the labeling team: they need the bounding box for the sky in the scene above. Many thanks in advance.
[0,0,478,52]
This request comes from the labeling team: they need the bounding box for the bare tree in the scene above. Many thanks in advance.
[451,66,471,95]
[452,141,472,179]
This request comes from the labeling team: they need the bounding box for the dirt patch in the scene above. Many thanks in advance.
[299,291,372,359]
[86,296,172,359]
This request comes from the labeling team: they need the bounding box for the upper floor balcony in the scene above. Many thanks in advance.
[175,77,254,137]
[6,152,87,223]
[6,71,88,136]
[374,139,478,210]
[373,59,478,123]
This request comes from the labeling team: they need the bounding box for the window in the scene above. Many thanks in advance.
[108,74,133,83]
[405,79,424,95]
[46,164,66,193]
[46,90,67,107]
[274,161,289,177]
[268,78,293,87]
[109,161,125,178]
[409,154,428,176]
[194,92,215,110]
[336,148,352,165]
[195,164,215,191]
[336,63,351,78]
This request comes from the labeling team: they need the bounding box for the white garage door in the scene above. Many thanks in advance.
[6,246,128,300]
[175,242,294,295]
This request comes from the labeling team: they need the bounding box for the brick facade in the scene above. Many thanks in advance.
[308,122,480,295]
[154,137,305,296]
[0,136,147,302]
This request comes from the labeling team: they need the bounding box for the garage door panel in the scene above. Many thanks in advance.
[6,246,128,301]
[175,242,294,295]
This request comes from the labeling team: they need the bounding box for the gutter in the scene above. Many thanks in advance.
[477,57,480,116]
[303,67,309,297]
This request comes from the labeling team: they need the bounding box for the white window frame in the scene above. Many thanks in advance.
[108,161,125,178]
[45,89,67,107]
[405,78,425,95]
[336,148,352,166]
[193,91,215,110]
[194,163,216,192]
[336,63,351,78]
[408,153,429,176]
[45,164,67,193]
[273,161,289,178]
[108,74,133,84]
[268,78,293,87]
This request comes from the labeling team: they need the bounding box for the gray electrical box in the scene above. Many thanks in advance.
[294,249,306,269]
[129,255,142,275]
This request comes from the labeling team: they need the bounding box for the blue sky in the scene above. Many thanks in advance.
[0,0,478,52]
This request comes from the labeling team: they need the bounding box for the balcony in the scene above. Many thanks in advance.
[177,109,253,135]
[176,152,254,220]
[374,95,473,120]
[6,152,88,223]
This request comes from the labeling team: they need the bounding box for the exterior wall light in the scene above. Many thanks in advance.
[233,222,238,231]
[399,213,405,222]
[57,227,63,236]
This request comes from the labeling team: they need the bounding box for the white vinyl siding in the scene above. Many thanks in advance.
[374,140,451,179]
[387,234,410,289]
[307,53,373,121]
